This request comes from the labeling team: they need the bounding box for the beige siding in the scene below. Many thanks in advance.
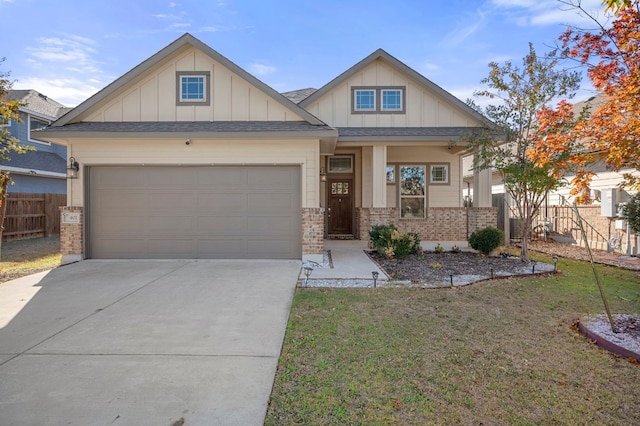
[66,138,320,208]
[76,47,303,123]
[305,59,482,128]
[387,146,462,207]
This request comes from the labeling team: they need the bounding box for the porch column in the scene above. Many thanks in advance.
[473,167,492,208]
[371,145,387,208]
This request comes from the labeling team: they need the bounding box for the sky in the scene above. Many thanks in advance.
[1,0,610,108]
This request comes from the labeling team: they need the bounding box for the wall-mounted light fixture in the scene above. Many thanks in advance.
[67,157,79,179]
[320,167,327,182]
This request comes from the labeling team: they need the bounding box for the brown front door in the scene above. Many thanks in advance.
[327,178,353,235]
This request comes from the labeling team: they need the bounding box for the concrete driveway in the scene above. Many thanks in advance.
[0,259,300,426]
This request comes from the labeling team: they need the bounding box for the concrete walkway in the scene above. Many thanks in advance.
[0,259,300,426]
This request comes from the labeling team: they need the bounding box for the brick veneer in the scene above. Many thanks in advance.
[357,207,497,241]
[302,207,325,255]
[60,206,83,257]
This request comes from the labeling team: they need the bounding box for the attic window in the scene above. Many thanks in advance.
[176,71,211,106]
[351,86,405,114]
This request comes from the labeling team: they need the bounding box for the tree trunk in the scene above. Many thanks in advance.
[520,215,533,262]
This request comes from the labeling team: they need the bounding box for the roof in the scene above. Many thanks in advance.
[54,33,326,127]
[299,49,495,128]
[281,88,317,104]
[0,149,66,174]
[8,90,70,119]
[338,127,487,138]
[35,121,337,138]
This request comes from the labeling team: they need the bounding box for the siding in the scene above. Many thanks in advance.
[82,47,303,123]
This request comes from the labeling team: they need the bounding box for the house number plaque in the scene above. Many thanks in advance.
[61,212,81,224]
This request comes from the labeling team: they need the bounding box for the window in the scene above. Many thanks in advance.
[386,165,395,183]
[430,165,449,184]
[176,71,211,106]
[400,165,426,218]
[0,115,10,127]
[351,86,405,113]
[354,89,376,111]
[328,156,353,173]
[381,89,402,111]
[29,116,51,145]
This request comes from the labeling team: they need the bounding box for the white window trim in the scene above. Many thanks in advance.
[429,164,450,185]
[353,89,376,112]
[176,71,211,106]
[28,115,51,146]
[381,89,403,111]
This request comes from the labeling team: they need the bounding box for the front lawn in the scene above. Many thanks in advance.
[266,254,640,425]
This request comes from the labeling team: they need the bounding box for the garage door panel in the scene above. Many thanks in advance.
[198,216,246,234]
[198,193,246,210]
[89,166,301,259]
[148,216,195,234]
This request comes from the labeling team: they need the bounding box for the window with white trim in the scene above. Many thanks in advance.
[400,165,426,218]
[354,89,376,111]
[381,89,402,111]
[28,116,51,145]
[430,164,449,184]
[176,71,211,106]
[351,86,405,113]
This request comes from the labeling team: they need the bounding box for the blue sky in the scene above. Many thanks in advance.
[2,0,607,107]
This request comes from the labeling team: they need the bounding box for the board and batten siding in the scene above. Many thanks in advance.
[387,146,463,208]
[81,47,303,123]
[66,138,320,208]
[304,59,482,128]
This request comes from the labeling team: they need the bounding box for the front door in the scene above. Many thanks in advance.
[327,178,353,235]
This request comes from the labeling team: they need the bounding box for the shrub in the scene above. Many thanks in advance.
[369,224,420,259]
[434,243,445,253]
[469,226,503,255]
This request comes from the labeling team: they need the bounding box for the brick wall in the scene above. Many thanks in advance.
[357,207,498,241]
[302,207,325,255]
[59,206,83,256]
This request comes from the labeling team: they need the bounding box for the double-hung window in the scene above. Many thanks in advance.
[176,71,211,106]
[28,116,50,145]
[352,86,405,113]
[400,165,426,218]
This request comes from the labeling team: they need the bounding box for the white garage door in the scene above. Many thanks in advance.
[88,166,301,259]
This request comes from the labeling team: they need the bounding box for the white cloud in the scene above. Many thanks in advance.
[27,35,100,73]
[442,8,488,47]
[13,76,101,107]
[249,63,276,76]
[490,0,609,26]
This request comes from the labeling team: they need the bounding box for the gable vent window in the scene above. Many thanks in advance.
[352,86,405,114]
[176,71,211,106]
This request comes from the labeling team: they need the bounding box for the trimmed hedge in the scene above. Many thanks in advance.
[469,226,503,255]
[369,224,421,259]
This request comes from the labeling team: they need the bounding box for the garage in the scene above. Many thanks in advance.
[88,165,301,259]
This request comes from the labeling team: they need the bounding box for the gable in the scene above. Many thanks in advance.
[55,34,323,126]
[301,50,488,129]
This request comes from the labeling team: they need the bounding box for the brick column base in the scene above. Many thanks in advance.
[59,206,83,264]
[302,207,324,263]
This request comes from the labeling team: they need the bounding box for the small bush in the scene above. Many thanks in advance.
[622,193,640,234]
[469,226,503,255]
[434,243,445,253]
[369,224,420,259]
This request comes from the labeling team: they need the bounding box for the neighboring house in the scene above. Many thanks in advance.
[462,94,639,253]
[36,33,497,262]
[1,90,70,193]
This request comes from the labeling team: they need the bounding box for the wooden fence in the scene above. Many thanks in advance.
[2,193,67,241]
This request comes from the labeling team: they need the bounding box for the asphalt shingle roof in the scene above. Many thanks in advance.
[0,149,66,173]
[281,88,317,104]
[41,121,335,133]
[8,90,70,119]
[338,127,487,138]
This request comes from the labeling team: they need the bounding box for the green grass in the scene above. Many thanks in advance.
[266,254,640,425]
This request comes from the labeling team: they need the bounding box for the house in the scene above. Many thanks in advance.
[1,90,70,193]
[35,33,497,263]
[462,95,639,254]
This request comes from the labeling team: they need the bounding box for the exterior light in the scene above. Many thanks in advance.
[448,269,454,287]
[372,270,379,288]
[531,260,537,274]
[489,262,494,279]
[552,256,559,271]
[303,265,313,286]
[320,167,327,182]
[66,157,79,179]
